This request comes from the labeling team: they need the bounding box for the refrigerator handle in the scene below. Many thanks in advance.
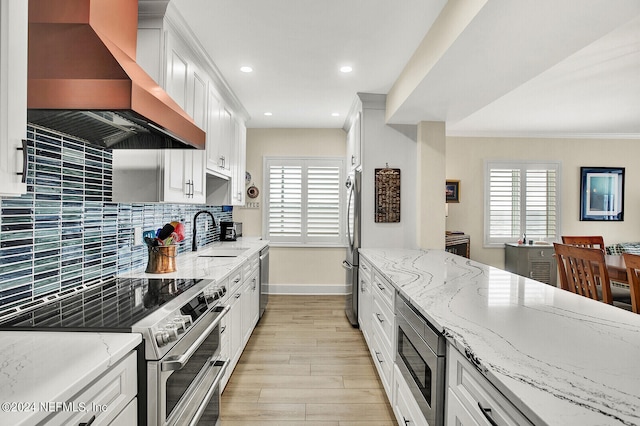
[342,260,353,270]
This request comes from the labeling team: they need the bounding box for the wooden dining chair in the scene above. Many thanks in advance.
[553,243,613,304]
[561,235,606,251]
[622,253,640,313]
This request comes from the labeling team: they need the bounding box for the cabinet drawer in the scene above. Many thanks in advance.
[446,388,479,426]
[393,364,429,426]
[370,329,393,395]
[46,351,137,426]
[360,257,373,282]
[242,253,259,277]
[372,272,394,308]
[527,248,553,260]
[228,268,243,293]
[371,295,394,348]
[448,347,533,426]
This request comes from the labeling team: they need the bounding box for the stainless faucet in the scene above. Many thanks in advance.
[192,210,217,251]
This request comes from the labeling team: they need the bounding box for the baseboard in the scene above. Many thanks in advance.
[268,283,350,295]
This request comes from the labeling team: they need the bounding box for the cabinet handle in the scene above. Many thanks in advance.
[375,313,384,323]
[374,351,384,364]
[402,416,411,426]
[221,325,226,334]
[235,293,241,299]
[16,139,28,183]
[79,415,96,426]
[376,282,386,292]
[478,402,499,426]
[234,277,240,283]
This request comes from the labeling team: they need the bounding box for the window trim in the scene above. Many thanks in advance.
[483,160,561,248]
[262,156,346,247]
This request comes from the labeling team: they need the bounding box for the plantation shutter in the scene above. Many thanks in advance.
[267,163,302,240]
[264,158,345,246]
[485,161,560,246]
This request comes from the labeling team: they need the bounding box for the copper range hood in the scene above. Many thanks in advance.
[27,0,205,149]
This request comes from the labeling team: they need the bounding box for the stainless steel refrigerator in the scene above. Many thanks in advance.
[344,168,361,327]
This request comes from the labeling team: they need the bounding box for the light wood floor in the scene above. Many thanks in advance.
[220,295,397,425]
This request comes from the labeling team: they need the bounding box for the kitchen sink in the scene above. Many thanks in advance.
[197,248,248,258]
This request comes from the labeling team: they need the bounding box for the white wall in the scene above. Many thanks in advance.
[233,128,347,293]
[445,136,640,268]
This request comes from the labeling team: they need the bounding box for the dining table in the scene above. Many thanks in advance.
[605,254,629,285]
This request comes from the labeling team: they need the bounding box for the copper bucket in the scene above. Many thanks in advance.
[146,245,177,273]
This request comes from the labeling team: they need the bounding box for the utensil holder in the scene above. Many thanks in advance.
[146,245,177,273]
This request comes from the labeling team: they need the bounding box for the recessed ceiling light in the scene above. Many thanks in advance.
[264,112,273,116]
[240,66,253,73]
[331,112,340,117]
[340,66,353,73]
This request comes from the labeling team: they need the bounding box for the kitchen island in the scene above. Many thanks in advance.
[359,248,640,426]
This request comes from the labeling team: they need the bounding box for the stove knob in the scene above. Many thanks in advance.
[172,316,187,332]
[155,329,169,347]
[165,323,179,341]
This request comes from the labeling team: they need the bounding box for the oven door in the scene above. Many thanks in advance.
[148,304,230,426]
[396,313,444,426]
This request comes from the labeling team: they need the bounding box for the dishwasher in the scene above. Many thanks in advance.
[259,246,269,318]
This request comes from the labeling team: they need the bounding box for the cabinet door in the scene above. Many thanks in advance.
[205,86,224,174]
[446,388,479,426]
[358,273,372,344]
[393,364,429,426]
[163,150,189,202]
[0,0,28,196]
[230,119,247,205]
[346,111,361,171]
[229,289,243,366]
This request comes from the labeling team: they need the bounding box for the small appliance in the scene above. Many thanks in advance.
[220,222,242,241]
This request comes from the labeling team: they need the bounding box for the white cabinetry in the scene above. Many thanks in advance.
[47,351,138,426]
[345,110,361,172]
[358,258,373,344]
[114,6,249,205]
[392,364,429,426]
[0,0,28,197]
[447,344,533,426]
[359,260,395,399]
[220,254,261,391]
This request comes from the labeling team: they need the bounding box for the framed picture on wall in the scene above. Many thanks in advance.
[446,180,460,203]
[580,167,624,221]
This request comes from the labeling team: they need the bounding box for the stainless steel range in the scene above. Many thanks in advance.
[0,276,230,426]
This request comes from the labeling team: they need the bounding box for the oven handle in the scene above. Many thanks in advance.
[161,305,230,372]
[188,358,229,426]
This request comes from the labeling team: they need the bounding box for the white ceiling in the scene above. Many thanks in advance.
[170,0,640,138]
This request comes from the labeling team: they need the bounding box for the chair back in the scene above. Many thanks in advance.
[553,243,612,304]
[622,253,640,313]
[561,235,605,251]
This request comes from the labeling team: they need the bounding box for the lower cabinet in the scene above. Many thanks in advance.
[392,364,429,426]
[446,344,533,426]
[221,258,261,392]
[48,351,138,426]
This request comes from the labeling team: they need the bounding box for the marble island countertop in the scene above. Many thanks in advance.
[119,237,268,282]
[359,248,640,426]
[0,332,141,425]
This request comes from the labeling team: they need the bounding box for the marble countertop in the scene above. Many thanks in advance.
[120,237,268,282]
[359,248,640,426]
[0,332,141,426]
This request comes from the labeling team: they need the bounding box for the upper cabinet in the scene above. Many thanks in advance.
[0,0,28,197]
[344,97,363,172]
[112,3,249,205]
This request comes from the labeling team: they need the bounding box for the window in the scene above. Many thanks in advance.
[263,157,345,246]
[484,160,561,247]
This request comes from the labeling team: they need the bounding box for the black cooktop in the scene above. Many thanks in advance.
[0,277,204,330]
